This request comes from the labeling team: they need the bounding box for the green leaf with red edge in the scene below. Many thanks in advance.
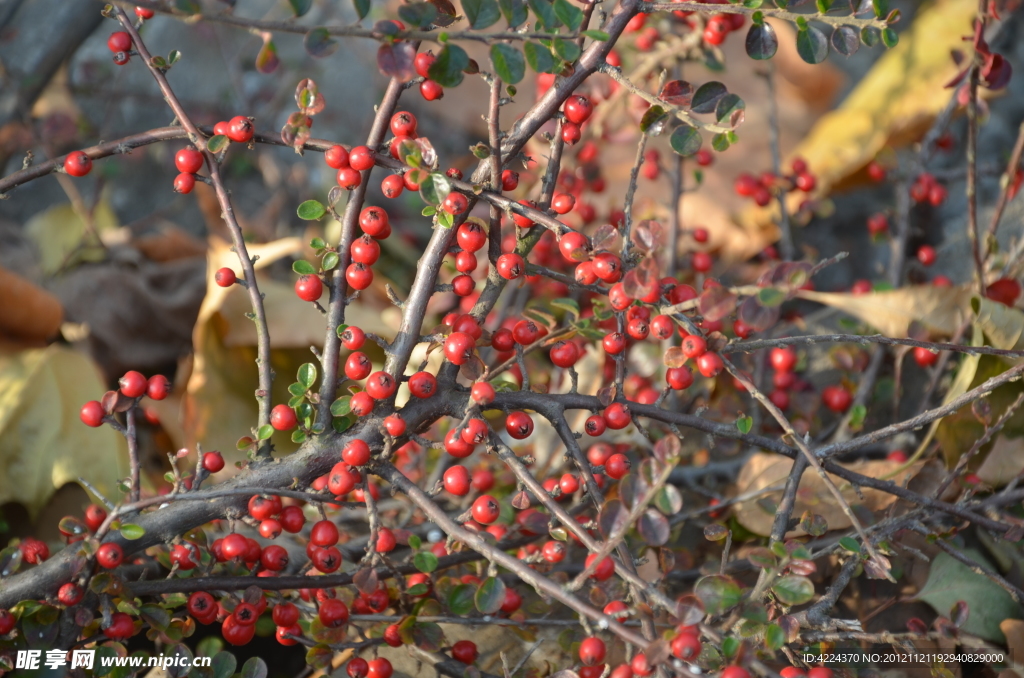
[412,620,446,651]
[691,81,727,114]
[694,574,742,615]
[304,28,338,58]
[255,38,279,74]
[305,644,333,670]
[475,577,506,614]
[447,583,475,615]
[831,26,859,56]
[640,105,670,135]
[772,575,814,605]
[745,22,777,60]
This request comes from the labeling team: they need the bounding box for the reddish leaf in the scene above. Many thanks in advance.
[255,34,279,74]
[738,295,779,332]
[652,434,680,462]
[698,285,737,322]
[663,346,687,368]
[591,223,621,252]
[377,41,418,82]
[294,78,326,115]
[598,499,629,538]
[353,566,378,595]
[659,80,694,107]
[674,594,705,626]
[631,220,665,253]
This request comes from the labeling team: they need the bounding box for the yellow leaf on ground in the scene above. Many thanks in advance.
[0,345,127,517]
[23,196,120,276]
[973,297,1024,354]
[797,285,974,338]
[733,452,923,537]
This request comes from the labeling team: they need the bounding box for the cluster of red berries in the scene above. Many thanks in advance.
[734,157,817,207]
[107,30,133,65]
[560,94,595,146]
[909,172,948,206]
[79,370,171,427]
[414,51,445,101]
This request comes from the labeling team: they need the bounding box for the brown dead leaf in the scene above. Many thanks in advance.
[734,452,923,537]
[974,296,1024,354]
[133,223,207,262]
[796,285,974,338]
[1000,619,1024,678]
[0,266,63,344]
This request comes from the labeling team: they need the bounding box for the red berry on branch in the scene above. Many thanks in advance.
[564,95,594,125]
[270,404,298,431]
[119,370,148,398]
[80,400,105,427]
[579,637,606,666]
[226,116,254,143]
[420,80,444,101]
[96,543,124,569]
[496,253,525,280]
[135,6,155,19]
[64,151,93,177]
[471,495,500,524]
[175,148,204,174]
[107,31,132,53]
[452,640,479,665]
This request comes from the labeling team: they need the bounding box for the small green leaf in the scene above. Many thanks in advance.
[291,430,307,444]
[640,106,669,135]
[414,552,439,573]
[257,424,275,441]
[293,260,317,275]
[168,50,181,65]
[524,41,555,73]
[715,93,745,124]
[353,0,371,19]
[463,0,501,28]
[398,2,438,28]
[304,27,339,58]
[475,577,507,614]
[330,397,352,417]
[871,0,888,18]
[796,26,829,64]
[757,287,786,307]
[236,436,254,450]
[120,524,145,540]
[711,133,731,152]
[427,44,469,87]
[297,363,317,389]
[498,0,528,27]
[310,237,327,249]
[207,134,230,153]
[765,623,786,650]
[581,29,609,41]
[551,297,581,318]
[527,0,560,30]
[691,81,727,114]
[297,200,327,220]
[553,38,581,63]
[210,652,236,678]
[735,415,753,434]
[408,534,422,550]
[745,22,778,60]
[881,27,898,48]
[861,25,880,46]
[848,403,867,431]
[721,635,740,658]
[289,0,313,16]
[437,210,454,229]
[669,124,702,157]
[175,0,201,13]
[839,536,861,553]
[694,574,743,615]
[743,0,763,7]
[419,173,453,206]
[815,0,832,12]
[490,44,526,84]
[553,0,583,30]
[240,657,268,678]
[772,575,814,606]
[448,584,475,615]
[422,205,437,216]
[322,252,339,271]
[150,56,168,69]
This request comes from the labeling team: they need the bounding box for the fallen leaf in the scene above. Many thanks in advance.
[796,285,974,339]
[974,296,1024,355]
[915,548,1024,643]
[0,266,63,344]
[24,196,119,275]
[733,452,923,537]
[0,345,128,517]
[1000,619,1024,678]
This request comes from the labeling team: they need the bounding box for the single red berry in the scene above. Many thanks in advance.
[505,411,534,439]
[681,335,707,359]
[444,465,471,496]
[84,504,107,532]
[986,278,1022,306]
[579,637,607,666]
[365,371,396,400]
[0,610,15,635]
[721,668,751,678]
[349,146,375,171]
[135,6,156,19]
[457,221,487,252]
[472,468,495,492]
[310,519,339,547]
[585,553,615,580]
[420,80,444,100]
[492,328,515,352]
[295,274,324,302]
[390,111,418,137]
[341,326,366,350]
[58,582,83,606]
[214,268,237,287]
[383,623,403,647]
[270,404,298,431]
[917,245,937,266]
[279,505,305,533]
[631,653,653,677]
[259,519,283,540]
[80,400,105,427]
[542,540,566,563]
[104,612,135,641]
[175,148,204,174]
[442,192,469,215]
[226,116,254,143]
[383,414,406,437]
[671,631,701,660]
[96,543,124,569]
[501,170,519,191]
[319,598,349,628]
[342,439,372,466]
[406,371,435,398]
[603,402,631,430]
[564,95,594,125]
[188,591,216,620]
[552,193,576,214]
[867,161,886,182]
[561,122,582,145]
[444,332,476,365]
[173,172,196,194]
[381,173,404,197]
[452,640,479,665]
[496,253,525,280]
[692,251,713,272]
[512,319,541,345]
[770,347,797,372]
[337,167,362,189]
[146,374,170,400]
[461,418,489,445]
[346,263,374,291]
[780,668,807,678]
[414,52,436,78]
[324,145,350,169]
[626,318,649,341]
[471,495,500,524]
[471,382,495,404]
[368,658,393,678]
[867,213,889,236]
[64,151,93,177]
[119,371,148,398]
[696,352,724,378]
[107,31,132,53]
[350,391,375,416]
[822,385,853,412]
[455,251,478,273]
[604,453,631,479]
[913,346,940,367]
[585,414,606,436]
[603,332,627,355]
[593,252,622,283]
[549,341,580,368]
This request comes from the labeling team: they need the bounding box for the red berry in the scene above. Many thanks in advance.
[807,669,833,678]
[146,374,170,400]
[604,453,631,479]
[135,6,156,19]
[585,553,615,580]
[471,382,495,404]
[452,640,478,664]
[226,116,254,143]
[770,347,797,372]
[822,385,852,412]
[175,148,204,174]
[603,332,627,355]
[471,495,500,524]
[350,391,374,416]
[341,326,366,350]
[444,332,476,365]
[457,221,487,252]
[512,319,541,345]
[80,400,105,427]
[270,404,298,431]
[382,414,406,437]
[390,111,418,137]
[671,631,701,660]
[359,206,390,238]
[913,346,939,367]
[349,146,375,171]
[561,122,582,145]
[119,370,148,398]
[420,80,444,100]
[497,253,525,280]
[721,669,750,678]
[461,418,489,445]
[0,610,14,635]
[564,95,594,125]
[365,371,396,400]
[559,231,591,262]
[319,598,349,628]
[867,212,889,236]
[987,278,1023,306]
[444,465,471,496]
[64,151,93,177]
[549,340,580,368]
[96,543,124,569]
[593,252,622,282]
[442,192,469,215]
[603,402,631,430]
[630,654,653,677]
[337,167,361,189]
[414,52,436,77]
[585,414,606,436]
[381,174,404,197]
[107,31,132,53]
[696,352,724,378]
[310,519,339,547]
[342,439,372,466]
[58,582,83,606]
[917,245,937,266]
[780,669,806,678]
[409,371,437,398]
[473,468,495,492]
[681,335,707,359]
[692,251,713,272]
[557,471,577,496]
[104,612,135,640]
[579,637,606,666]
[346,263,373,290]
[552,193,576,214]
[295,274,323,301]
[345,352,373,380]
[505,411,534,439]
[501,170,519,191]
[173,172,196,194]
[84,504,107,532]
[867,161,886,182]
[214,268,237,288]
[542,540,566,563]
[325,145,349,169]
